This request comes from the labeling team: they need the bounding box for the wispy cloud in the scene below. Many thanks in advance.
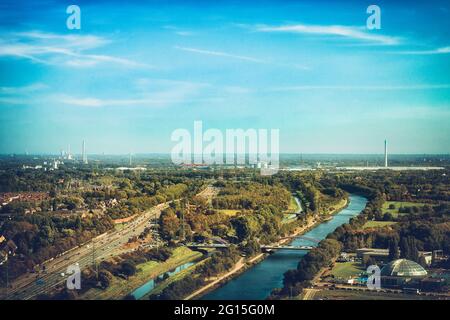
[174,46,266,63]
[0,31,149,68]
[15,31,110,50]
[0,83,49,106]
[0,83,48,94]
[174,46,310,70]
[270,84,450,92]
[163,26,195,37]
[390,46,450,55]
[60,97,156,107]
[59,95,220,108]
[255,23,399,45]
[58,79,211,108]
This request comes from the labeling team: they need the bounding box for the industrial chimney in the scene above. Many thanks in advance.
[384,139,388,168]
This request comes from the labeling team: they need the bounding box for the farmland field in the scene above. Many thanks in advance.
[382,201,429,217]
[361,221,397,229]
[330,261,364,279]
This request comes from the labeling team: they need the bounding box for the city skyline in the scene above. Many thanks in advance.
[0,0,449,154]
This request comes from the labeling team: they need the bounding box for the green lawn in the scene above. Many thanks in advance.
[382,201,428,217]
[362,221,397,229]
[142,257,211,299]
[330,261,365,279]
[285,196,300,214]
[217,209,241,216]
[114,223,125,231]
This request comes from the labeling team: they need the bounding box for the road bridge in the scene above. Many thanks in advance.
[187,243,313,251]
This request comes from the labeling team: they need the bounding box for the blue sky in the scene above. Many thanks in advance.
[0,0,449,154]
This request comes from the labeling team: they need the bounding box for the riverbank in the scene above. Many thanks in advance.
[186,195,351,300]
[199,194,367,300]
[185,252,267,300]
[184,258,246,300]
[278,195,348,246]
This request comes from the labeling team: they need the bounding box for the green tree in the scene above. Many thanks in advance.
[121,261,136,276]
[159,208,180,240]
[388,238,400,261]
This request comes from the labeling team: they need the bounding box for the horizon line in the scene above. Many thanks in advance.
[1,153,450,156]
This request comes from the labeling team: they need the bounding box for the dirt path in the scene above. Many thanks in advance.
[248,253,264,263]
[184,258,245,300]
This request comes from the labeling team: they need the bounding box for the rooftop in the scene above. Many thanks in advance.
[381,259,428,277]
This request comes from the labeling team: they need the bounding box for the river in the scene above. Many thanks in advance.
[202,194,368,300]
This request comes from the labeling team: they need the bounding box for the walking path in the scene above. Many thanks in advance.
[184,258,245,300]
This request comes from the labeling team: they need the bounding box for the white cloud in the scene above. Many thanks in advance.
[270,84,450,92]
[175,46,266,63]
[59,95,216,108]
[14,31,110,50]
[163,26,195,37]
[60,97,106,107]
[0,30,149,68]
[174,46,310,70]
[391,46,450,55]
[57,79,211,108]
[255,23,399,45]
[0,83,48,94]
[0,83,49,106]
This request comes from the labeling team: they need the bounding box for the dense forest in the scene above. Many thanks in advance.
[0,169,199,282]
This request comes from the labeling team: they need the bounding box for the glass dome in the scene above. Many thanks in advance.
[381,259,427,277]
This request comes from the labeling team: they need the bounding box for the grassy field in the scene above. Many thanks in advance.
[142,256,211,299]
[81,247,203,300]
[216,209,241,216]
[361,221,397,229]
[114,223,125,231]
[382,201,428,217]
[286,196,301,214]
[330,261,365,279]
[323,197,348,215]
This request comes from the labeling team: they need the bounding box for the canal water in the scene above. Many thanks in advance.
[202,194,367,300]
[132,261,196,300]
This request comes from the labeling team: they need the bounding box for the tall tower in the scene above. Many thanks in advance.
[82,140,88,164]
[67,144,72,160]
[384,139,388,168]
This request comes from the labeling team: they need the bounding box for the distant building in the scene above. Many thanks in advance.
[256,161,268,169]
[82,140,88,164]
[420,277,447,292]
[52,160,60,170]
[336,252,353,262]
[114,167,147,171]
[356,248,432,266]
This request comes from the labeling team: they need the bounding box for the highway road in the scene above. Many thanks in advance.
[2,202,169,300]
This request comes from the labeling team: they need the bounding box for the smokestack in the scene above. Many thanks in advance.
[384,139,388,168]
[82,140,88,164]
